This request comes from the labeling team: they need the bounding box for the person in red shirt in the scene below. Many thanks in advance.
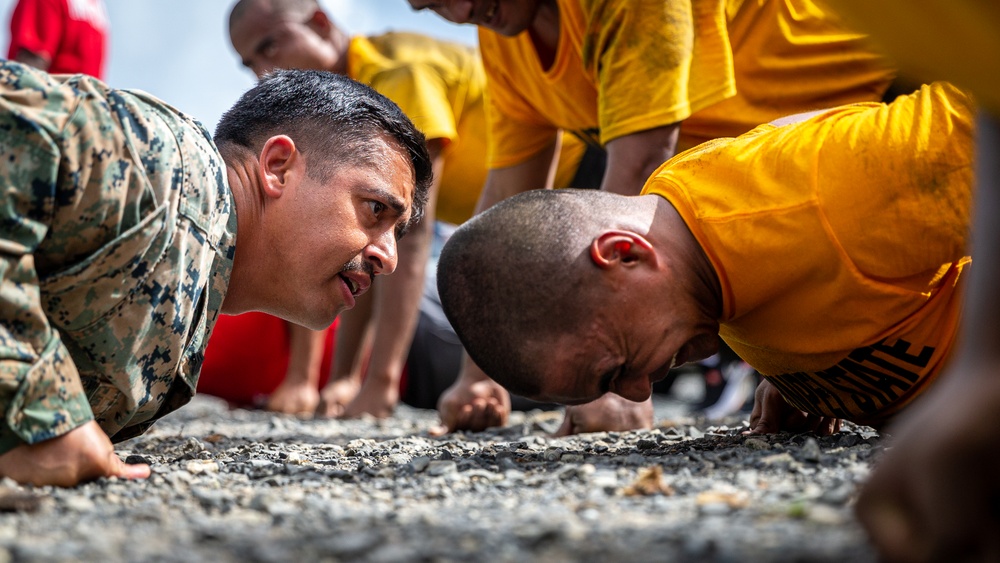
[6,0,108,79]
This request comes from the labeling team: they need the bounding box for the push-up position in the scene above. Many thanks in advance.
[437,82,972,434]
[0,62,431,486]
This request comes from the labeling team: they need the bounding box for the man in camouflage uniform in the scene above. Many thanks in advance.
[0,61,431,487]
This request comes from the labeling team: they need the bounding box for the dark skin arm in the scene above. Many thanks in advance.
[265,322,327,415]
[11,48,50,72]
[433,140,559,433]
[600,124,680,195]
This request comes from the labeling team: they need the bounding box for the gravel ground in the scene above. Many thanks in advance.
[0,383,885,563]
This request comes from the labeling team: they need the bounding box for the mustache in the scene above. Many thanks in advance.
[341,257,375,282]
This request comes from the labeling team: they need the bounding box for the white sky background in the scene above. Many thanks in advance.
[0,0,476,132]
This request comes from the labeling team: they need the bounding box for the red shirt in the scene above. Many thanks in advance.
[7,0,108,79]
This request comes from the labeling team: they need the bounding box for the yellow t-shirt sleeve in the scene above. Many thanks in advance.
[814,82,975,280]
[479,0,735,169]
[368,64,458,144]
[642,83,973,414]
[581,0,735,144]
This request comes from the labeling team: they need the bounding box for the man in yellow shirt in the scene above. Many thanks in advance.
[436,82,972,451]
[222,0,590,419]
[408,0,898,435]
[817,2,1000,561]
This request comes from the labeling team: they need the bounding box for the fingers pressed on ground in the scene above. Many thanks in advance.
[119,462,152,480]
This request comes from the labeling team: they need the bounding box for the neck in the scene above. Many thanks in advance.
[220,153,267,315]
[649,195,722,320]
[528,0,560,68]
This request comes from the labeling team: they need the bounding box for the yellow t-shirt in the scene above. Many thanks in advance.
[347,33,585,224]
[480,0,735,168]
[681,0,897,149]
[643,82,974,424]
[824,0,1000,115]
[479,0,895,168]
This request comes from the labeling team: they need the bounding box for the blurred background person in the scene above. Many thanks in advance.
[6,0,107,78]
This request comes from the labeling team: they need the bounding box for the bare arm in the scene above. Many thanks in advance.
[11,48,50,71]
[265,322,328,415]
[473,138,561,213]
[316,290,373,417]
[435,141,560,432]
[600,123,681,195]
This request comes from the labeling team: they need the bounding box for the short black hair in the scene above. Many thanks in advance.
[214,69,432,229]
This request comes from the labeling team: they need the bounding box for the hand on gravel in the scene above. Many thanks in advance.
[747,378,840,435]
[316,377,362,418]
[555,394,654,436]
[856,361,1000,562]
[265,380,320,416]
[431,377,510,435]
[0,420,150,487]
[338,377,398,419]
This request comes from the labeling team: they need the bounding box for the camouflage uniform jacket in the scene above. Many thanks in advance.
[0,62,237,453]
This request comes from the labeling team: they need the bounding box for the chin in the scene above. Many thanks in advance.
[294,307,343,331]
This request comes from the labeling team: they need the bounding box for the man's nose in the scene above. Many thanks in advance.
[364,230,398,275]
[616,374,652,403]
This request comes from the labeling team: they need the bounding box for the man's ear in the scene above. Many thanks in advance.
[258,135,299,200]
[589,230,657,270]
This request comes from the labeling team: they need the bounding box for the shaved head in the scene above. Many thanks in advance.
[436,189,648,396]
[229,0,318,30]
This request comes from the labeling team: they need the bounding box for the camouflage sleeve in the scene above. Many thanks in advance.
[0,64,96,454]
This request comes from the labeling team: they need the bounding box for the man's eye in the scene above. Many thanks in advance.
[368,201,386,216]
[258,39,279,59]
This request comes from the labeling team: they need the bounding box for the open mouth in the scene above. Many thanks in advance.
[340,274,360,295]
[673,343,692,368]
[649,351,681,385]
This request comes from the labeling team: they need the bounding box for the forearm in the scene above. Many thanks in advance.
[11,48,50,72]
[474,139,560,214]
[457,353,494,385]
[364,209,433,385]
[284,323,329,387]
[600,124,681,195]
[331,290,374,380]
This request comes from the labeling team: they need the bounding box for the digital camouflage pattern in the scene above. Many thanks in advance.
[0,61,237,454]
